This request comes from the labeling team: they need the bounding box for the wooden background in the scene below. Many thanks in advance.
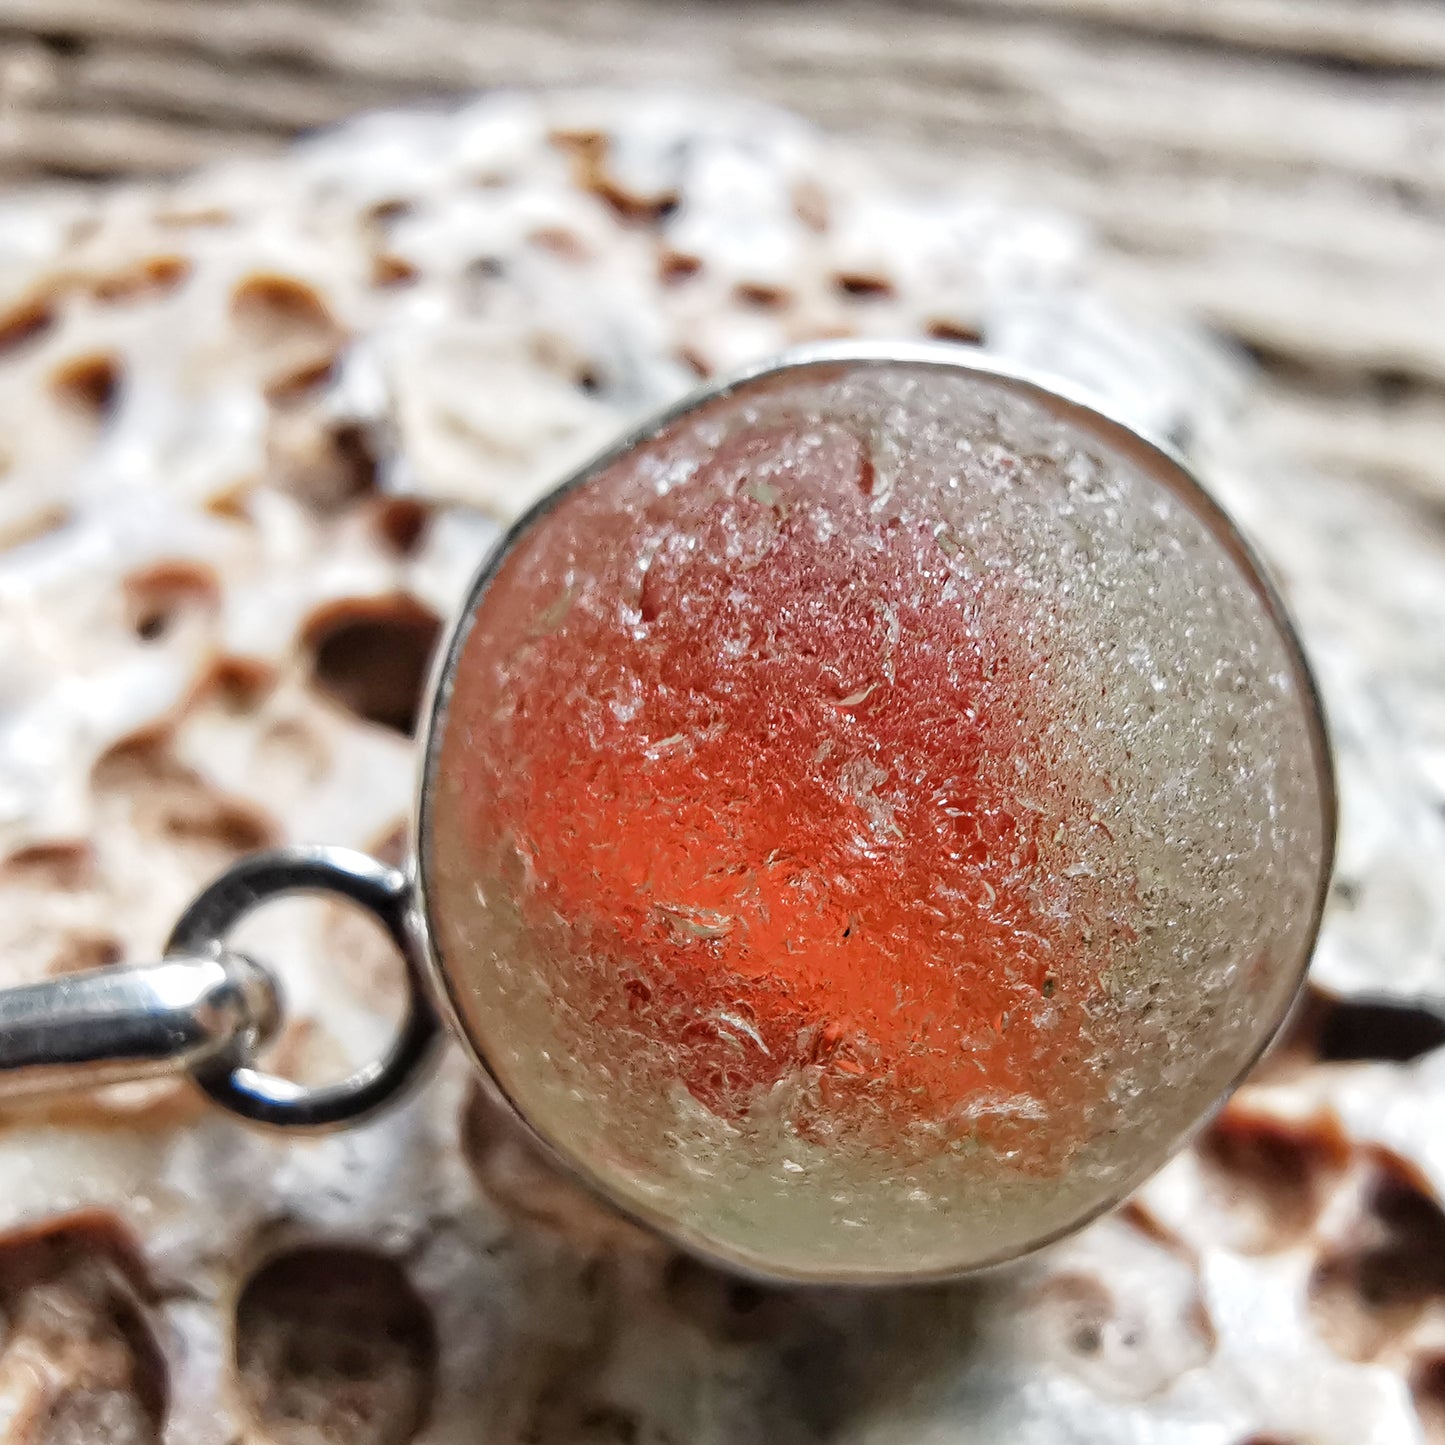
[0,0,1442,515]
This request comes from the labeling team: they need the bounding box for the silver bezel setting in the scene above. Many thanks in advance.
[411,339,1338,1285]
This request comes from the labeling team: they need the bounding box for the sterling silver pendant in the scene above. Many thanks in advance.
[0,342,1335,1285]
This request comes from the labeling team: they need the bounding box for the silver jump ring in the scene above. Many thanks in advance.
[166,845,441,1129]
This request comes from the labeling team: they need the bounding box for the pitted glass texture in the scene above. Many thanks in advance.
[425,359,1330,1280]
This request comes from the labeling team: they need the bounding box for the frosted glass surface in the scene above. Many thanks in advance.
[426,360,1330,1279]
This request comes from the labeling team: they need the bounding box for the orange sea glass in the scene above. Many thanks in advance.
[428,359,1329,1278]
[447,420,1134,1173]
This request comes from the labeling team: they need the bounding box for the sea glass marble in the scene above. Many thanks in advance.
[423,355,1331,1280]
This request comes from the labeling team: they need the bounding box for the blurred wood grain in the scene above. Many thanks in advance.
[1,0,1442,510]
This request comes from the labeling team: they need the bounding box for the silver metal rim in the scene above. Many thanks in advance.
[168,845,442,1130]
[411,339,1339,1283]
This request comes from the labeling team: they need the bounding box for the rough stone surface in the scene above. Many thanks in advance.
[0,90,1438,1443]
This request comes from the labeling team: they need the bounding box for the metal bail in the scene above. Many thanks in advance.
[170,845,442,1129]
[0,846,442,1130]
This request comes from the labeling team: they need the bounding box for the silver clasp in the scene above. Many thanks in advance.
[0,845,441,1129]
[0,951,277,1099]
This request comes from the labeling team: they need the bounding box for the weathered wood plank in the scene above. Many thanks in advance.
[0,0,1439,509]
[1257,380,1445,499]
[64,45,421,131]
[0,103,277,176]
[7,0,1445,74]
[4,0,1440,190]
[949,0,1445,69]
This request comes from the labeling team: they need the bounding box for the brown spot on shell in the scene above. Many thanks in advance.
[734,281,788,311]
[1411,1353,1445,1443]
[368,819,409,870]
[0,842,96,890]
[204,487,251,522]
[233,1246,436,1445]
[236,274,347,422]
[1196,1106,1350,1253]
[46,931,124,976]
[123,561,219,643]
[657,249,702,284]
[327,421,381,498]
[792,179,830,233]
[195,656,276,714]
[0,297,56,356]
[835,273,894,300]
[529,226,591,262]
[270,417,380,512]
[460,1082,655,1256]
[366,199,412,225]
[926,319,985,346]
[91,735,276,858]
[303,595,441,737]
[51,352,122,418]
[373,497,431,556]
[548,126,606,153]
[1025,1242,1215,1399]
[90,255,191,304]
[677,347,710,379]
[1,504,74,549]
[231,273,337,342]
[155,206,233,228]
[1118,1200,1189,1254]
[0,1212,167,1445]
[1309,1152,1445,1361]
[549,129,679,224]
[1056,1277,1110,1355]
[264,353,338,406]
[372,254,419,288]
